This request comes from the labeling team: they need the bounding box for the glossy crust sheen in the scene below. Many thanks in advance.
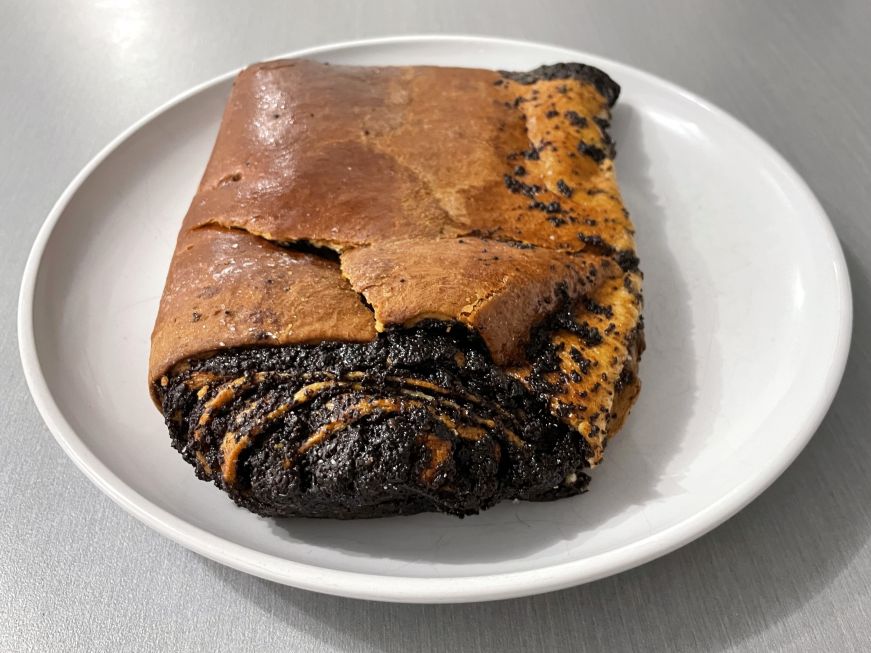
[150,59,644,518]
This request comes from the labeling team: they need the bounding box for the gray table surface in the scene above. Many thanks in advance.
[2,1,870,650]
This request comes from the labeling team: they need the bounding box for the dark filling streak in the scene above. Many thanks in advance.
[274,239,341,263]
[615,249,640,272]
[593,116,617,158]
[564,110,588,129]
[159,323,592,519]
[529,200,564,214]
[500,63,621,107]
[197,224,347,265]
[556,179,574,198]
[578,140,607,164]
[577,233,615,255]
[583,297,614,318]
[575,236,639,273]
[503,174,542,198]
[523,294,598,396]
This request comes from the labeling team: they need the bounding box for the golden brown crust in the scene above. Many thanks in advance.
[179,60,632,252]
[341,237,618,365]
[150,59,642,465]
[148,227,376,396]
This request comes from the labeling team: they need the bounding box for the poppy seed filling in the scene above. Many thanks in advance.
[158,323,592,518]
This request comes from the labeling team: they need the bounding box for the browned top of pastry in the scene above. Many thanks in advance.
[150,58,633,392]
[150,228,377,390]
[341,237,617,364]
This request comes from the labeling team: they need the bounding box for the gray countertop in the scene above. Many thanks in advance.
[2,1,870,650]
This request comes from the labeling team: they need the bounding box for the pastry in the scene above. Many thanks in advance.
[149,59,643,518]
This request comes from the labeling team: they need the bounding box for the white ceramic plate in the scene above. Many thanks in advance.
[19,36,851,603]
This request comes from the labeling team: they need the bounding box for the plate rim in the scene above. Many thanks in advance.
[17,34,853,603]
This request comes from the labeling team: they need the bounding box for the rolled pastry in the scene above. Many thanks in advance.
[150,60,643,518]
